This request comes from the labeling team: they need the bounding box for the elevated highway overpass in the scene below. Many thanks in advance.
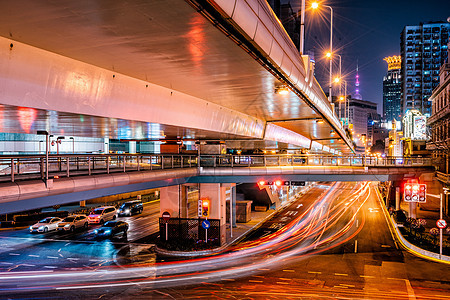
[0,0,353,155]
[0,154,434,214]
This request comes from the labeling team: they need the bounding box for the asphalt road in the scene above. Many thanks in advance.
[0,200,160,272]
[1,182,450,299]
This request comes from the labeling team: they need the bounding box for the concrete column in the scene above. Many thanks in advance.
[395,187,400,211]
[180,185,188,218]
[160,185,181,217]
[129,141,136,154]
[200,183,227,245]
[231,184,237,228]
[80,200,86,207]
[104,138,109,154]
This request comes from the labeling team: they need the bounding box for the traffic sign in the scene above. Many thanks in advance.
[162,211,171,222]
[291,181,306,186]
[201,219,211,229]
[437,219,447,229]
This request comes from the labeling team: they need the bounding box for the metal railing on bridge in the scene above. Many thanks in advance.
[0,154,433,183]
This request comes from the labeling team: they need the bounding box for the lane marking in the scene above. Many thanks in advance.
[340,284,355,287]
[279,278,291,281]
[360,275,375,278]
[9,253,20,256]
[43,266,57,269]
[283,269,295,272]
[277,282,290,285]
[381,245,391,248]
[221,278,235,281]
[0,262,13,265]
[67,257,79,260]
[257,268,270,271]
[334,273,348,276]
[355,240,358,253]
[28,254,39,258]
[308,271,322,274]
[249,280,263,283]
[405,279,417,300]
[21,264,35,267]
[356,219,359,228]
[47,256,58,259]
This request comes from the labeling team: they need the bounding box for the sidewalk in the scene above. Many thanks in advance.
[379,175,450,264]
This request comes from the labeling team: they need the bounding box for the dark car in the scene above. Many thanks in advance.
[93,221,129,239]
[117,200,143,216]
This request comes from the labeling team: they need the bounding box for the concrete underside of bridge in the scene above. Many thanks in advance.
[0,0,352,154]
[0,166,434,214]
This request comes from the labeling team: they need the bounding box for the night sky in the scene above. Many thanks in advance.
[283,0,450,114]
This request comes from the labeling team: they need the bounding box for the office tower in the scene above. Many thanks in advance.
[383,56,402,122]
[400,22,450,117]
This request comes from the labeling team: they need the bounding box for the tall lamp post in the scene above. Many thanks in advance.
[312,2,333,103]
[299,0,306,54]
[37,130,49,183]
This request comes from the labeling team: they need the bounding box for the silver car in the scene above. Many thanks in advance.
[30,217,62,233]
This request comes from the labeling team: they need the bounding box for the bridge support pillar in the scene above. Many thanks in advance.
[160,185,182,218]
[395,187,400,211]
[200,183,227,245]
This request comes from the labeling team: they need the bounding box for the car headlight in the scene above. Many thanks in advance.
[29,226,33,230]
[105,230,111,235]
[124,209,130,214]
[94,229,98,234]
[64,224,70,228]
[39,226,45,230]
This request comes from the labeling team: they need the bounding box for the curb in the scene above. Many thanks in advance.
[375,184,450,265]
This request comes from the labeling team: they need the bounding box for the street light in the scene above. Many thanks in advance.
[56,136,65,155]
[37,130,49,183]
[312,2,333,103]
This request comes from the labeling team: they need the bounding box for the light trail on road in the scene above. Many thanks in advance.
[0,182,370,294]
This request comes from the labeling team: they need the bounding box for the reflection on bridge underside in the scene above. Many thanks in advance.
[0,182,370,293]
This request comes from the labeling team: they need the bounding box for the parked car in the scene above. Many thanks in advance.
[117,200,143,217]
[57,215,88,232]
[93,221,129,239]
[88,206,117,224]
[29,217,62,233]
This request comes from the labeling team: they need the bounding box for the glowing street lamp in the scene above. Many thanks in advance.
[312,2,333,103]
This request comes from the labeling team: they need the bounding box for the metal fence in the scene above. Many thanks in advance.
[198,154,434,168]
[0,154,197,182]
[0,153,434,183]
[159,217,221,251]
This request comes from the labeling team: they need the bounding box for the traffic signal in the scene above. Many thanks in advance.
[404,183,412,202]
[411,184,419,202]
[201,198,210,217]
[418,184,427,202]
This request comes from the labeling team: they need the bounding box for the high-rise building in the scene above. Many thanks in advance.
[400,22,450,117]
[427,39,450,189]
[383,56,402,122]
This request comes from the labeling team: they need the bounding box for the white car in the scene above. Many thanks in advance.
[88,206,117,224]
[29,217,62,233]
[57,215,88,232]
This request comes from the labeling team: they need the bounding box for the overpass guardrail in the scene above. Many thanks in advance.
[0,154,434,183]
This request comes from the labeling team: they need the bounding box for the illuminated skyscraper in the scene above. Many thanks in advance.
[383,56,402,122]
[400,21,450,117]
[353,63,362,100]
